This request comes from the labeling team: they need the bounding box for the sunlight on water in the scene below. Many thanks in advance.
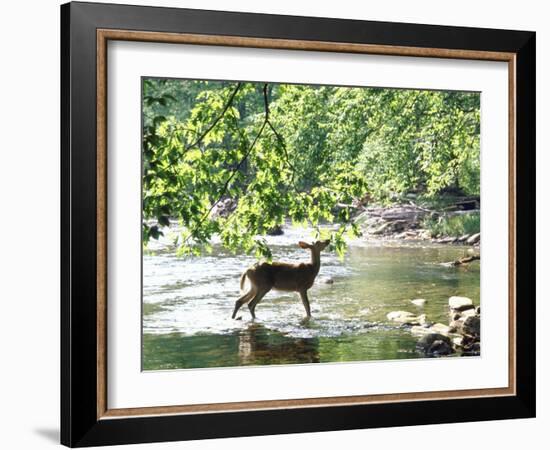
[142,225,479,370]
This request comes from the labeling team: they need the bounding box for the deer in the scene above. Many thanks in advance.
[231,239,331,320]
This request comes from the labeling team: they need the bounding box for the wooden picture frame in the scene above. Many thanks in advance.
[61,1,536,447]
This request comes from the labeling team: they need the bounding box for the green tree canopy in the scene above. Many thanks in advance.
[142,79,480,258]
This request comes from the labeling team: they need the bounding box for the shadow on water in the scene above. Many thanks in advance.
[143,321,425,370]
[237,323,320,365]
[143,323,320,370]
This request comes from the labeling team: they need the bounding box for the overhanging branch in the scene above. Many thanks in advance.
[181,84,270,248]
[185,82,242,150]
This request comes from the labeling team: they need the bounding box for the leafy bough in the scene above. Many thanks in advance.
[142,81,369,259]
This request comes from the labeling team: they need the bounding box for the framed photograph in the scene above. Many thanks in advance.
[61,1,536,447]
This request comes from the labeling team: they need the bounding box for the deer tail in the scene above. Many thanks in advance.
[240,270,249,292]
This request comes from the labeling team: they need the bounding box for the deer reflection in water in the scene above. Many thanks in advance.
[238,323,320,366]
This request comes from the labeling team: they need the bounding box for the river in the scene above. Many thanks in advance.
[142,225,480,370]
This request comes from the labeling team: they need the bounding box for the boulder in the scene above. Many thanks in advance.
[450,312,462,321]
[466,233,481,245]
[463,341,481,356]
[461,334,481,355]
[430,323,451,335]
[386,311,426,325]
[448,320,464,334]
[462,316,480,337]
[452,336,464,347]
[411,298,427,307]
[266,225,284,236]
[449,296,473,311]
[457,234,470,243]
[416,333,454,357]
[411,325,432,336]
[460,308,477,318]
[429,340,453,356]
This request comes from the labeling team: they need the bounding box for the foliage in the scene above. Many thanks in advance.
[142,78,480,258]
[357,89,480,199]
[423,212,480,238]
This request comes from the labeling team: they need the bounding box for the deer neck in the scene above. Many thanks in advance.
[309,249,322,275]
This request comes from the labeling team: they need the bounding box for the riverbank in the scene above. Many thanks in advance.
[353,200,480,248]
[152,194,481,251]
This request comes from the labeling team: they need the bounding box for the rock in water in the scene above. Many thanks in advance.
[266,225,284,236]
[462,316,480,337]
[411,298,427,307]
[386,311,426,325]
[429,340,453,356]
[449,296,473,311]
[416,333,454,357]
[430,323,451,335]
[466,233,481,245]
[452,336,464,347]
[463,341,481,356]
[461,334,481,355]
[450,312,462,321]
[387,311,414,321]
[411,325,432,336]
[448,320,464,334]
[460,308,477,318]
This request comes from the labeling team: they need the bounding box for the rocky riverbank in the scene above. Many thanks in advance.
[386,296,481,357]
[207,195,481,247]
[354,202,480,246]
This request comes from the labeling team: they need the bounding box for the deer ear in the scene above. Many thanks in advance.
[298,241,310,249]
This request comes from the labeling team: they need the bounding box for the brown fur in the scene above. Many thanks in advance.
[232,240,330,320]
[247,262,318,292]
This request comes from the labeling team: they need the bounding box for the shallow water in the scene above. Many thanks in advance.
[142,226,480,370]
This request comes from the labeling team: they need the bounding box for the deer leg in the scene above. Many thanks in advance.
[232,290,255,319]
[248,289,269,320]
[299,290,312,318]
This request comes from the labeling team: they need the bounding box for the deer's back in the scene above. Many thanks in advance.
[249,262,316,292]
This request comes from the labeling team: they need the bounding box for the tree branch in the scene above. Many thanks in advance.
[441,254,480,267]
[185,82,242,150]
[266,120,297,188]
[261,85,297,190]
[181,84,270,248]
